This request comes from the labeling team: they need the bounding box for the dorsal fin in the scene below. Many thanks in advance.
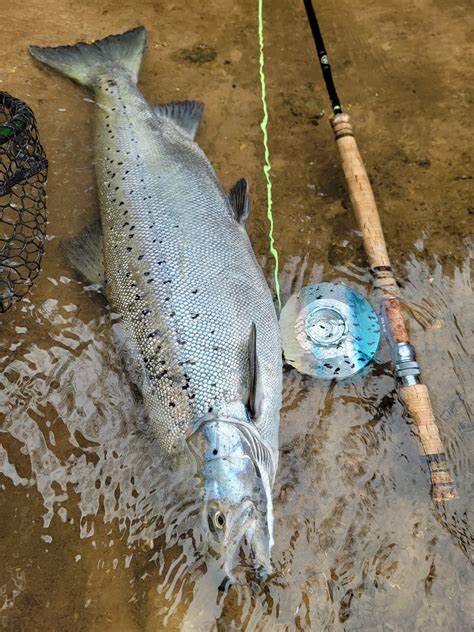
[60,219,105,290]
[153,100,204,139]
[228,178,250,225]
[248,322,257,417]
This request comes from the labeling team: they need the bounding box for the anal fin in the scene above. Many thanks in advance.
[60,219,105,289]
[154,100,204,139]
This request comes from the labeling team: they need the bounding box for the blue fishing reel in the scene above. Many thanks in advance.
[279,282,380,380]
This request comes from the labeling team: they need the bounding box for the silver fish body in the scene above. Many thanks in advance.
[95,77,281,459]
[30,27,282,576]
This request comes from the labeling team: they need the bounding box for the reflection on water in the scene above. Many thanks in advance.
[1,250,472,630]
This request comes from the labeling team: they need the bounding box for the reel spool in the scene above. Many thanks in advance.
[0,92,48,312]
[279,282,380,380]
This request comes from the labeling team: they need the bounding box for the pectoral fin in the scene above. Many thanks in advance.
[248,322,258,418]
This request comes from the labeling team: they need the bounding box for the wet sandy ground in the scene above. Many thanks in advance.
[1,0,473,630]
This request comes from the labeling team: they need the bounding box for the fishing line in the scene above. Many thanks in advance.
[257,0,281,309]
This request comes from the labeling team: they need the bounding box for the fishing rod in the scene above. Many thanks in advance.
[302,0,456,501]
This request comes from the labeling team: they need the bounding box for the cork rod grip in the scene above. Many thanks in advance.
[330,113,391,270]
[400,384,456,501]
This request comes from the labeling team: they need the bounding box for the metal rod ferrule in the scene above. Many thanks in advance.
[394,342,421,386]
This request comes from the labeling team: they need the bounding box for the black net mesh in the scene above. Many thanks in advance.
[0,92,48,313]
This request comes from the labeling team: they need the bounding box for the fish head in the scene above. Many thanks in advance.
[189,419,275,581]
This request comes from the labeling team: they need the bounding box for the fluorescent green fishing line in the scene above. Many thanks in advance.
[258,0,281,309]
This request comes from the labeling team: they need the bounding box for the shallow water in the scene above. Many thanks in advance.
[1,0,473,630]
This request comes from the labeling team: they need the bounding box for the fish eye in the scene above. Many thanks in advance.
[214,511,226,529]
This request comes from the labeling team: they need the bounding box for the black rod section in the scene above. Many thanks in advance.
[303,0,342,114]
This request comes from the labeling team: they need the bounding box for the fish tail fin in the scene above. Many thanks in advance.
[29,26,146,89]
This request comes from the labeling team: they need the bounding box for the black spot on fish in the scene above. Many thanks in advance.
[212,448,218,455]
[127,247,132,252]
[191,313,199,319]
[191,289,198,294]
[169,402,175,407]
[138,255,144,261]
